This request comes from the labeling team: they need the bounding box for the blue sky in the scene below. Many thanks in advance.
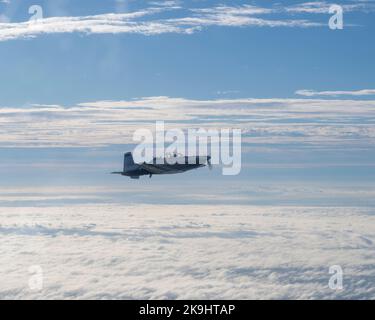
[0,0,374,105]
[0,0,374,206]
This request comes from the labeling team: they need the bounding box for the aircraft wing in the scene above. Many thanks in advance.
[139,163,166,174]
[140,163,182,174]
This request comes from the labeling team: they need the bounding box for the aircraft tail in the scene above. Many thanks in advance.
[124,152,135,172]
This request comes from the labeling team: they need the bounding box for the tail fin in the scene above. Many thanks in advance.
[124,152,135,171]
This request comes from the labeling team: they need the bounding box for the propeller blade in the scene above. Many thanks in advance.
[207,156,212,170]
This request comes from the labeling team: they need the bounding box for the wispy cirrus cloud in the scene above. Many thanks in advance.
[0,6,192,41]
[0,1,374,42]
[286,1,375,14]
[0,2,340,42]
[171,4,322,28]
[296,89,375,97]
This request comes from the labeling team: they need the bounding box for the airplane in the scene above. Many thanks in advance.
[112,152,212,179]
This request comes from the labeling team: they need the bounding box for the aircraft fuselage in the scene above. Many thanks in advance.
[112,153,210,179]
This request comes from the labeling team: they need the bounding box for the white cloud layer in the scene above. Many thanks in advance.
[0,96,374,149]
[1,204,375,299]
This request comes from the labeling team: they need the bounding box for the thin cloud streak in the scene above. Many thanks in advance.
[296,89,375,97]
[286,1,375,14]
[0,1,374,42]
[0,3,335,42]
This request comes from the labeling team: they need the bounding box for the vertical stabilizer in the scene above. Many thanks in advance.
[124,152,135,172]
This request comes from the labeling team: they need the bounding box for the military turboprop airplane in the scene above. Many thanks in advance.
[112,152,212,179]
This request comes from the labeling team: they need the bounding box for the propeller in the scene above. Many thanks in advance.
[207,156,212,170]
